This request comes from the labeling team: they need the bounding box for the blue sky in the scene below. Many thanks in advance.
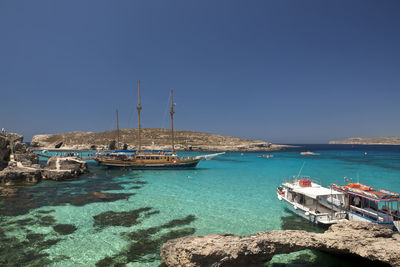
[1,0,399,143]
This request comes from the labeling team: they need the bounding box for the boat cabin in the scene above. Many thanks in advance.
[331,183,400,229]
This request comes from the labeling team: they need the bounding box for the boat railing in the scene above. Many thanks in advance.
[349,205,394,223]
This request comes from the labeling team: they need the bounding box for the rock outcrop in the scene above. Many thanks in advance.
[0,162,42,186]
[41,157,89,181]
[0,133,40,185]
[13,141,38,167]
[0,134,10,170]
[30,129,288,152]
[160,222,400,266]
[329,137,400,145]
[1,133,88,185]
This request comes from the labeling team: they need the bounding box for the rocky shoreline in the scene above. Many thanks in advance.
[329,137,400,145]
[160,221,399,266]
[30,128,290,152]
[0,133,88,186]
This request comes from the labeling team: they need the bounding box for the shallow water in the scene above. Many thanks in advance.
[1,145,399,266]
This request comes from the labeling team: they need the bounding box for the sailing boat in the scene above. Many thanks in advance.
[96,81,202,169]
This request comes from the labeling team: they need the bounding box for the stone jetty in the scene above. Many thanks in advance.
[160,222,400,266]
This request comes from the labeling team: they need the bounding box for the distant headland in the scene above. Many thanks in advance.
[329,137,400,145]
[31,128,289,152]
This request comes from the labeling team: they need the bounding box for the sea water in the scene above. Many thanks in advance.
[1,145,399,266]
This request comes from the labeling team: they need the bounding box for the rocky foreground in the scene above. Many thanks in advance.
[0,133,88,185]
[161,222,400,266]
[329,137,400,145]
[31,128,288,152]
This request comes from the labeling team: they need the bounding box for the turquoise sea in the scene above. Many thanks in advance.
[1,145,399,266]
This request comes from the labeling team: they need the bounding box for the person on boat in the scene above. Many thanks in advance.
[353,196,361,207]
[295,194,300,204]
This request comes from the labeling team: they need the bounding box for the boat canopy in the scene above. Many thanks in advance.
[293,186,344,199]
[331,184,400,201]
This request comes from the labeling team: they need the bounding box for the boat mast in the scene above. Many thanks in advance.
[116,109,120,150]
[170,89,175,154]
[137,80,142,152]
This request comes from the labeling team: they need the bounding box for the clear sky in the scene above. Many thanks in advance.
[1,0,399,143]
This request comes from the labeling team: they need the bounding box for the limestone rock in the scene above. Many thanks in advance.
[41,157,88,181]
[160,221,400,267]
[0,134,10,170]
[13,141,39,167]
[0,164,41,185]
[7,132,24,142]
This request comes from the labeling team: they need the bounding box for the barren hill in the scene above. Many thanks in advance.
[329,137,400,145]
[31,128,287,152]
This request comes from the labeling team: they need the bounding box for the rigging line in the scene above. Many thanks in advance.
[297,161,306,178]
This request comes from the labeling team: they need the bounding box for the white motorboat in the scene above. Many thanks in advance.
[277,176,347,225]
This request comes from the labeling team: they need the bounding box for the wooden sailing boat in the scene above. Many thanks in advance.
[96,81,202,169]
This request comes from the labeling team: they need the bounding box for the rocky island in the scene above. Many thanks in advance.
[31,128,288,152]
[160,221,400,266]
[329,137,400,145]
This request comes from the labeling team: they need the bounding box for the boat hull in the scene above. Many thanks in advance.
[347,210,396,230]
[96,159,201,170]
[281,196,319,224]
[278,192,346,225]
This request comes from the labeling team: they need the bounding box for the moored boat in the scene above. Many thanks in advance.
[277,176,347,225]
[96,150,201,169]
[300,151,319,155]
[331,182,400,231]
[96,81,202,169]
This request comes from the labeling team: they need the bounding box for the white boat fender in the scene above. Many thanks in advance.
[278,195,282,201]
[293,205,297,210]
[305,212,310,216]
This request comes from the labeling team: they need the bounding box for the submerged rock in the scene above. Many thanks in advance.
[160,221,399,267]
[53,224,77,235]
[93,207,153,228]
[64,191,134,207]
[41,157,88,181]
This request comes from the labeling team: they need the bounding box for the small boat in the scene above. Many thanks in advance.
[258,154,274,158]
[277,176,347,225]
[300,151,319,155]
[331,182,400,231]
